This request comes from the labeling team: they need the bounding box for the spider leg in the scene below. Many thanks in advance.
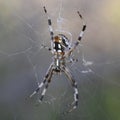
[77,11,86,41]
[62,66,78,113]
[43,6,54,41]
[41,44,51,52]
[39,68,54,102]
[29,63,53,98]
[65,11,86,57]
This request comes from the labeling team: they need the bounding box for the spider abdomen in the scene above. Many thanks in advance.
[53,42,64,53]
[53,35,70,53]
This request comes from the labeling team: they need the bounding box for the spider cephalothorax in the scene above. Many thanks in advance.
[29,6,86,113]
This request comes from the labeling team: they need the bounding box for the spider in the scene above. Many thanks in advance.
[29,6,86,113]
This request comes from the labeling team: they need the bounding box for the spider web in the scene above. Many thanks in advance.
[0,0,120,120]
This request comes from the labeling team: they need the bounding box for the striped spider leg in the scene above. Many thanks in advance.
[30,63,54,101]
[43,6,54,41]
[62,65,78,113]
[65,11,86,57]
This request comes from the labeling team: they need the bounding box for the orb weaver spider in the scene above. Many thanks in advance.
[29,6,86,113]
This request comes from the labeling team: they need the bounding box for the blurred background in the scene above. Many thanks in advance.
[0,0,120,120]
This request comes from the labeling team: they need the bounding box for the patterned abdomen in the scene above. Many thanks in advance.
[53,42,64,52]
